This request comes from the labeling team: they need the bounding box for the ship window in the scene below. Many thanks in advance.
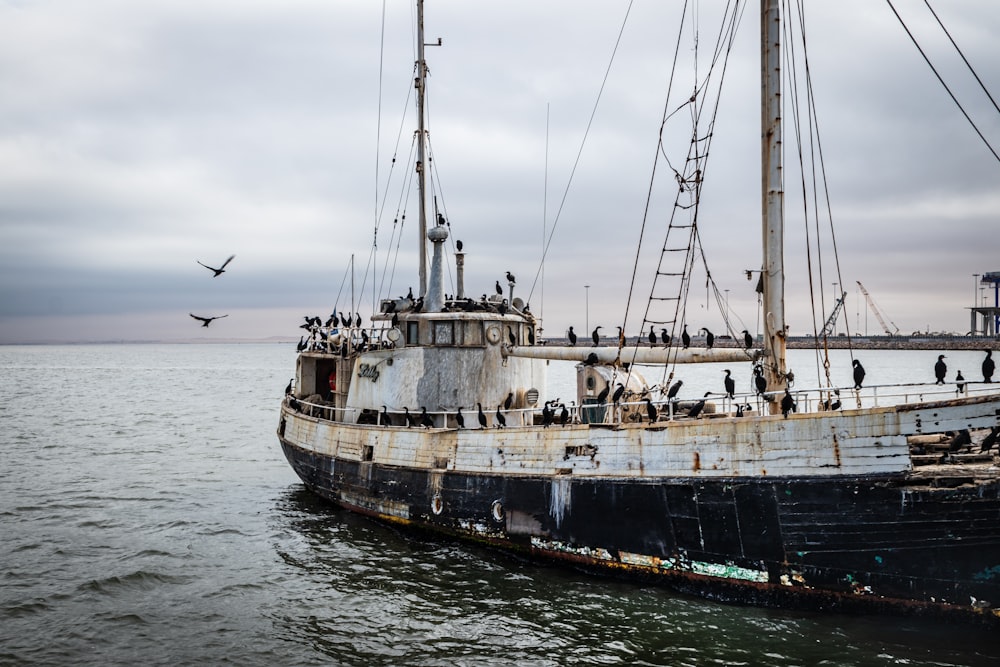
[434,321,454,345]
[586,377,595,390]
[406,321,419,345]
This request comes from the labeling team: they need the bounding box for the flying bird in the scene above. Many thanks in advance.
[196,254,235,277]
[852,359,866,389]
[934,355,947,385]
[189,313,228,327]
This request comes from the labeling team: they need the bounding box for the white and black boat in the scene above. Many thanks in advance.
[278,1,1000,626]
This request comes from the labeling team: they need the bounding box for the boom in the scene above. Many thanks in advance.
[820,291,847,337]
[856,281,899,336]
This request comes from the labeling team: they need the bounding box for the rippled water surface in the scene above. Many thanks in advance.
[2,344,999,666]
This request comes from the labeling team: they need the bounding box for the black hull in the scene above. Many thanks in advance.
[279,436,1000,627]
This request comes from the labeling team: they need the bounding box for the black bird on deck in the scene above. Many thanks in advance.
[196,254,235,277]
[686,392,712,418]
[852,359,866,389]
[506,271,516,284]
[822,389,842,411]
[934,355,947,385]
[983,350,995,383]
[284,378,293,395]
[568,326,577,346]
[504,392,514,411]
[495,280,503,295]
[612,383,626,405]
[455,407,465,429]
[542,401,554,427]
[979,425,1000,453]
[592,326,602,346]
[948,429,972,453]
[648,327,657,346]
[391,312,400,328]
[780,389,796,418]
[681,325,691,349]
[753,365,767,396]
[497,300,508,316]
[189,313,228,328]
[596,382,611,405]
[741,329,753,350]
[701,328,714,349]
[507,327,516,347]
[660,329,671,346]
[723,369,735,399]
[583,352,599,366]
[495,405,506,429]
[420,407,434,428]
[955,370,966,394]
[666,380,683,400]
[477,403,488,429]
[379,406,391,427]
[296,336,306,352]
[559,402,570,426]
[456,239,463,251]
[645,398,658,423]
[403,407,415,428]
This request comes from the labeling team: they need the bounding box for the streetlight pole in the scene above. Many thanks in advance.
[974,274,980,336]
[585,285,590,333]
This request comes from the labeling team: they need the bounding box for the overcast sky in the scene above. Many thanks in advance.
[1,0,998,344]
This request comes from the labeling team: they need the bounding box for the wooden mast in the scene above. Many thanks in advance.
[761,0,787,410]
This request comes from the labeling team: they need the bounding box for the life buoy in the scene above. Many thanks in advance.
[328,369,337,392]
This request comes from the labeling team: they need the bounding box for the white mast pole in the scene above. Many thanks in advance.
[416,0,429,297]
[761,0,787,410]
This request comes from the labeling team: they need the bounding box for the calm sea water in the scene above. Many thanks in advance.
[2,343,999,666]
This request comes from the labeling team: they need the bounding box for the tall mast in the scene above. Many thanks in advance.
[415,0,429,297]
[761,0,786,406]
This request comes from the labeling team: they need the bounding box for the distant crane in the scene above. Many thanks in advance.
[856,281,900,336]
[820,291,847,337]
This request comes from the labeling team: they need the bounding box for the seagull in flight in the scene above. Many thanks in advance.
[196,254,236,277]
[189,313,229,327]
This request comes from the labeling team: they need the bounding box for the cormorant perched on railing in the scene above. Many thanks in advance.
[196,254,235,277]
[596,382,610,405]
[455,407,465,429]
[852,359,866,389]
[681,325,691,348]
[723,370,735,399]
[592,326,602,346]
[934,355,947,384]
[742,329,753,349]
[666,380,683,400]
[645,398,658,423]
[648,327,657,345]
[661,329,671,346]
[506,271,516,284]
[495,405,506,429]
[420,407,434,429]
[477,403,488,429]
[701,328,714,349]
[781,389,796,418]
[568,326,577,346]
[753,365,767,395]
[687,392,711,418]
[504,392,514,411]
[984,350,995,383]
[956,371,966,394]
